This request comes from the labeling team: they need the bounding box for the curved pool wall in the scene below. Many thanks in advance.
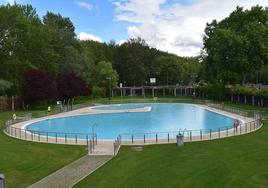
[26,103,235,140]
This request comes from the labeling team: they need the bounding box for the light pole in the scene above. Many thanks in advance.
[106,77,112,101]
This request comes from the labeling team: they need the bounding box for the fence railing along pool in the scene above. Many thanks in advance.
[2,100,264,155]
[117,118,262,145]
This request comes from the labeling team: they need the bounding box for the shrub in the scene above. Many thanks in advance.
[92,86,106,98]
[198,83,229,100]
[231,85,256,95]
[58,74,89,99]
[22,69,58,101]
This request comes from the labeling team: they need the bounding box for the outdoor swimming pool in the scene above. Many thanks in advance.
[26,103,234,140]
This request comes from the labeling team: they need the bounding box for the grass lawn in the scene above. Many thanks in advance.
[75,120,268,188]
[0,111,86,188]
[0,97,267,187]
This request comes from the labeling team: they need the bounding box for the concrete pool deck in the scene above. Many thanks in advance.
[5,103,260,155]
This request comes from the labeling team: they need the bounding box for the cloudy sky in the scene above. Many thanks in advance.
[1,0,267,56]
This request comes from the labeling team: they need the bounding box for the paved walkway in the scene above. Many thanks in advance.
[89,142,115,156]
[28,155,112,188]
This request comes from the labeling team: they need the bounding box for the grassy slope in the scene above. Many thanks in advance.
[0,97,267,187]
[0,111,86,188]
[75,123,268,188]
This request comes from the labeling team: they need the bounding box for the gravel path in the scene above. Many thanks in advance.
[28,155,112,188]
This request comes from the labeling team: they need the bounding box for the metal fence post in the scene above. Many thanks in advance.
[156,134,158,143]
[226,127,228,137]
[144,134,146,144]
[86,135,89,146]
[89,140,92,154]
[65,133,67,144]
[38,132,40,142]
[55,133,57,143]
[200,130,202,140]
[233,125,235,136]
[190,131,192,141]
[168,133,170,143]
[210,129,212,140]
[132,135,134,144]
[218,128,220,138]
[46,132,48,142]
[75,134,77,144]
[114,142,116,155]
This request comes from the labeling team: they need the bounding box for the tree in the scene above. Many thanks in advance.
[22,69,58,102]
[152,56,183,85]
[91,61,118,88]
[0,4,59,95]
[203,6,268,84]
[57,74,89,99]
[113,38,151,86]
[0,79,12,96]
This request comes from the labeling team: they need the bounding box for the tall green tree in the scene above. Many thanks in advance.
[152,56,183,85]
[203,6,268,84]
[91,61,118,88]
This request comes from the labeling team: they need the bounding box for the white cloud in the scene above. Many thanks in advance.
[78,32,102,42]
[74,1,93,11]
[112,0,268,56]
[4,0,15,5]
[118,39,127,45]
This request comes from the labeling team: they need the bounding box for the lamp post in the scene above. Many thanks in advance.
[106,77,112,101]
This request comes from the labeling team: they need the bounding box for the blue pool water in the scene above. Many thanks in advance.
[27,103,234,140]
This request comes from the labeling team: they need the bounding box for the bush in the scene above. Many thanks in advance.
[198,83,229,101]
[22,69,58,101]
[256,90,268,98]
[92,86,106,98]
[58,74,89,99]
[231,85,256,95]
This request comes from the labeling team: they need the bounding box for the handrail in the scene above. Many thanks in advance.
[118,118,262,144]
[3,109,98,146]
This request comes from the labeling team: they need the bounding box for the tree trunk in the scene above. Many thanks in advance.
[12,96,14,111]
[244,95,247,104]
[242,75,247,85]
